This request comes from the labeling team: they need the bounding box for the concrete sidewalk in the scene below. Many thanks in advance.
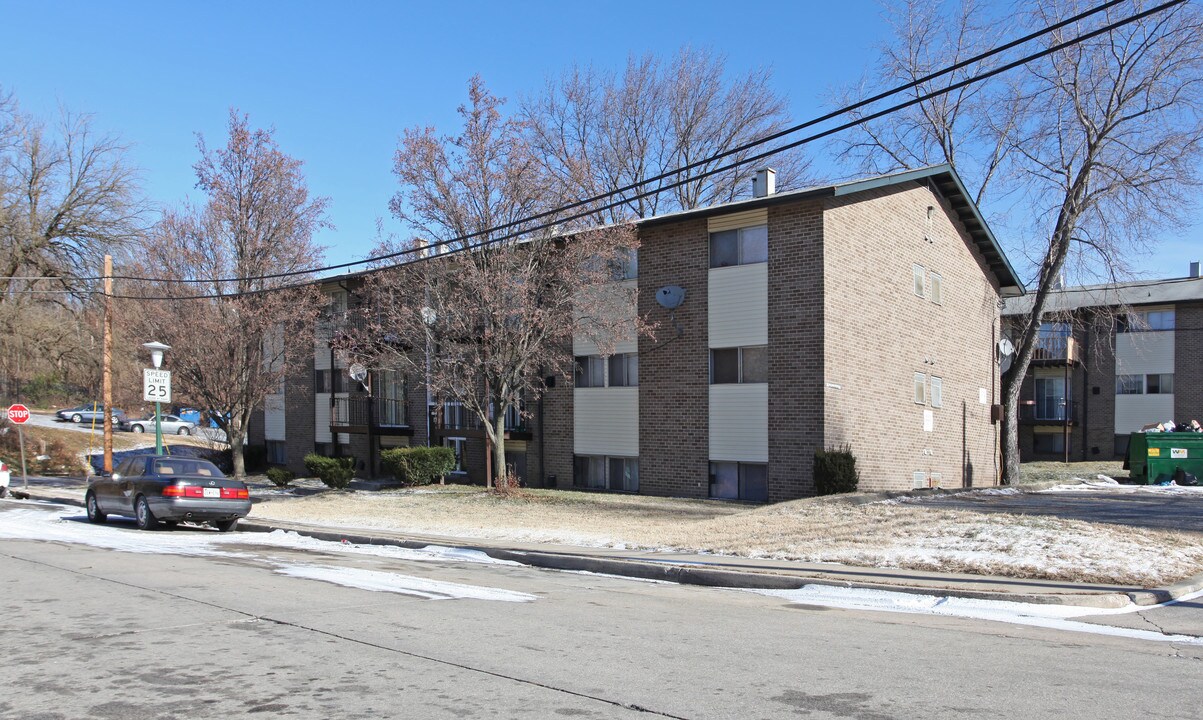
[12,476,1203,609]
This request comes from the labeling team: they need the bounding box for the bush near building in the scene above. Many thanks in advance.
[303,454,356,489]
[380,446,456,486]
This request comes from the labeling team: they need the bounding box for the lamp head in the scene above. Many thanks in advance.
[142,341,171,369]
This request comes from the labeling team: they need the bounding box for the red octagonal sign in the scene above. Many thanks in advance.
[7,404,30,424]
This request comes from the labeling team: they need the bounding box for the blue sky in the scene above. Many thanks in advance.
[1,0,1198,283]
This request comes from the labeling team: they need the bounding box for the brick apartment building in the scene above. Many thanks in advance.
[252,164,1024,499]
[1002,269,1203,461]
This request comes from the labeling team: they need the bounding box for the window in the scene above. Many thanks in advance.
[1116,374,1143,395]
[267,441,286,465]
[1034,377,1068,420]
[913,265,926,297]
[710,346,768,384]
[574,456,639,492]
[444,437,467,473]
[1033,433,1066,454]
[313,442,332,457]
[315,369,328,393]
[709,225,768,268]
[442,401,469,429]
[914,373,927,404]
[930,377,943,408]
[610,247,638,280]
[608,353,639,387]
[574,355,605,387]
[709,462,768,502]
[1120,309,1176,331]
[608,457,639,492]
[930,273,943,305]
[1147,374,1174,394]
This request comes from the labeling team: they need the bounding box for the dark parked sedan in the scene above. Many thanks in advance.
[85,455,251,532]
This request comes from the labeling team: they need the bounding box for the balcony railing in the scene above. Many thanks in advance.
[331,396,409,430]
[1031,335,1080,363]
[432,403,531,434]
[1020,399,1079,423]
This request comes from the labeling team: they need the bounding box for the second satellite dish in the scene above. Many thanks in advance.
[349,363,368,382]
[656,285,685,310]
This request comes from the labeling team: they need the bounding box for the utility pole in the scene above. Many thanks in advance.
[102,255,114,475]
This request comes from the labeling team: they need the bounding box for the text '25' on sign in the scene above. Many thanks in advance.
[143,369,172,403]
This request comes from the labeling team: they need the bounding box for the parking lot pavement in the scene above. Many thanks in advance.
[907,488,1203,533]
[22,411,227,443]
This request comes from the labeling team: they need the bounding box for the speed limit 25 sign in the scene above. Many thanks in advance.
[143,369,172,403]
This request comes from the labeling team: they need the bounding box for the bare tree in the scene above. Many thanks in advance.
[522,48,813,224]
[1000,0,1203,482]
[834,0,1203,484]
[124,110,328,478]
[0,89,147,399]
[349,78,645,488]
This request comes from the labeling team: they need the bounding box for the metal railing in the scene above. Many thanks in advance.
[331,396,408,428]
[1031,335,1079,362]
[1020,399,1078,422]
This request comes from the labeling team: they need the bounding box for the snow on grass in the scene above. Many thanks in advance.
[274,565,536,601]
[749,585,1203,644]
[248,488,1203,586]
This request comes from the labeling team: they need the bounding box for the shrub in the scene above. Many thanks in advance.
[814,444,860,496]
[379,446,456,486]
[303,454,356,489]
[266,467,295,487]
[242,445,269,473]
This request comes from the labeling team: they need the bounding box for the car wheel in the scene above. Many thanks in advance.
[71,414,83,423]
[134,495,158,531]
[0,487,8,499]
[214,518,239,533]
[132,425,145,433]
[86,492,107,524]
[177,427,190,436]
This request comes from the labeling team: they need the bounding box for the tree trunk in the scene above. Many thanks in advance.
[1000,369,1024,485]
[229,416,246,479]
[493,412,507,489]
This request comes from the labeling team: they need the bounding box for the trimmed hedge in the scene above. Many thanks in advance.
[814,444,860,496]
[380,446,456,486]
[266,467,295,487]
[303,454,356,489]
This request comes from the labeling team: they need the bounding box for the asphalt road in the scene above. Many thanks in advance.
[2,501,1202,719]
[906,489,1203,532]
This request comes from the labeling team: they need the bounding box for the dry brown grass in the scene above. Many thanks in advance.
[0,422,217,474]
[1018,460,1128,485]
[250,484,1203,586]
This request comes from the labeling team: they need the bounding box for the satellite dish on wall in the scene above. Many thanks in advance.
[656,285,685,310]
[349,363,368,382]
[997,338,1015,375]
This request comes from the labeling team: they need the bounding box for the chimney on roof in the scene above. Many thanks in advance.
[752,168,776,198]
[1191,260,1201,278]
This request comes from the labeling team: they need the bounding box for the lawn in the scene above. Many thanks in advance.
[248,477,1203,587]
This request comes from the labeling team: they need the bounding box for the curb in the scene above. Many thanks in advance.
[11,490,1191,609]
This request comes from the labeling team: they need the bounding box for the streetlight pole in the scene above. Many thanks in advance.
[143,342,171,456]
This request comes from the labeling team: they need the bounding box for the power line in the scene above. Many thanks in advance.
[107,0,1183,302]
[13,0,1139,290]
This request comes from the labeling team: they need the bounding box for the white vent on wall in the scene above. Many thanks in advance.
[912,471,928,489]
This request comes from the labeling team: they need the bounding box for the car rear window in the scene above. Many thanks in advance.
[150,459,224,478]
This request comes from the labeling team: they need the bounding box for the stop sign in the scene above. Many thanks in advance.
[7,404,30,424]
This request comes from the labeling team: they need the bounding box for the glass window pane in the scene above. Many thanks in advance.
[740,346,768,383]
[590,357,604,387]
[914,373,926,404]
[710,231,739,268]
[709,461,739,499]
[739,226,768,264]
[608,355,625,387]
[931,274,943,305]
[711,348,740,384]
[627,354,638,386]
[913,265,925,297]
[1116,374,1143,395]
[740,464,768,502]
[930,377,943,408]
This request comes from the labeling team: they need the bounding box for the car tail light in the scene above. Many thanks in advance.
[161,485,185,497]
[221,488,249,499]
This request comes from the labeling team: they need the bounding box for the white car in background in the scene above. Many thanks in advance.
[119,414,198,436]
[0,461,10,498]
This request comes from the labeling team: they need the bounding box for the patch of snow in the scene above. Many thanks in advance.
[274,565,536,602]
[1041,482,1203,494]
[749,585,1203,644]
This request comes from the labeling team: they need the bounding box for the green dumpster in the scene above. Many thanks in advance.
[1127,432,1203,484]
